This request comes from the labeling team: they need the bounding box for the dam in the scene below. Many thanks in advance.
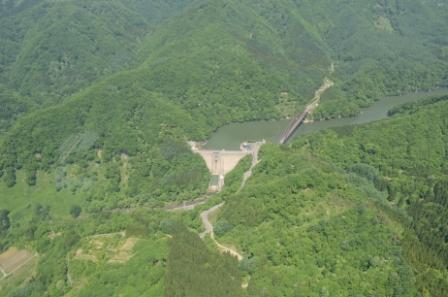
[189,141,264,192]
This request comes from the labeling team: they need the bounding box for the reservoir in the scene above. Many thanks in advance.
[204,89,448,150]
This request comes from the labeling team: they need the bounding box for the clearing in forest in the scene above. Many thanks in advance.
[0,248,34,278]
[74,233,139,264]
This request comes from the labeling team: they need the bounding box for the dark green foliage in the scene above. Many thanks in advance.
[0,1,447,296]
[1,0,447,206]
[0,72,211,203]
[296,100,448,295]
[0,209,10,235]
[104,162,121,193]
[0,0,197,115]
[159,219,184,235]
[200,99,448,296]
[69,205,81,218]
[214,219,233,237]
[388,95,448,116]
[217,144,419,296]
[4,167,16,187]
[34,203,50,221]
[0,84,28,131]
[292,0,448,119]
[0,1,147,105]
[25,163,37,186]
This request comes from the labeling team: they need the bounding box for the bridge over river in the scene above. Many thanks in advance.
[280,78,334,144]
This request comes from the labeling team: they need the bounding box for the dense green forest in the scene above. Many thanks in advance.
[0,0,448,296]
[1,0,447,203]
[216,99,448,296]
[2,95,447,296]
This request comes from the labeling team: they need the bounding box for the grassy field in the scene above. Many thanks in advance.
[1,170,85,220]
[0,247,36,295]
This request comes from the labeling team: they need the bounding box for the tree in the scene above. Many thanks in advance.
[69,205,82,218]
[433,180,448,206]
[4,167,16,187]
[34,204,50,220]
[26,168,37,186]
[0,209,10,235]
[214,219,233,237]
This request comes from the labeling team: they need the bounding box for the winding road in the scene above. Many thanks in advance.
[170,74,334,263]
[199,202,243,261]
[168,142,263,262]
[199,142,262,261]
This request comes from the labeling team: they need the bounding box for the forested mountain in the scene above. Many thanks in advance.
[2,0,447,193]
[0,0,447,296]
[217,99,448,296]
[0,0,198,106]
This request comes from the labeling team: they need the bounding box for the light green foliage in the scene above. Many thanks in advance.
[165,222,243,297]
[222,155,252,194]
[199,99,448,296]
[72,236,167,297]
[218,144,418,296]
[1,0,447,205]
[0,1,448,296]
[1,73,211,204]
[294,100,448,296]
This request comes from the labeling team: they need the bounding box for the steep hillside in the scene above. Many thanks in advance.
[0,0,331,206]
[137,0,331,124]
[215,99,448,296]
[0,1,147,104]
[1,68,212,209]
[0,2,448,295]
[138,0,448,119]
[2,0,448,213]
[296,98,448,296]
[0,84,27,133]
[287,0,448,118]
[0,0,197,107]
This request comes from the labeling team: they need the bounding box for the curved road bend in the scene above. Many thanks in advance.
[200,202,243,261]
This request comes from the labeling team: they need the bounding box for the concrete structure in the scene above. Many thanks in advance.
[189,141,264,192]
[279,111,308,144]
[196,150,250,176]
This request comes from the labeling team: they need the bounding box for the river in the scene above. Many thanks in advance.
[204,89,448,150]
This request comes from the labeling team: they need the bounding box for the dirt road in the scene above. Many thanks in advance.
[238,142,262,192]
[200,203,224,239]
[199,202,243,261]
[198,142,263,261]
[305,78,334,114]
[165,197,209,212]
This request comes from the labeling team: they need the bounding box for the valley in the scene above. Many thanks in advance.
[0,0,447,296]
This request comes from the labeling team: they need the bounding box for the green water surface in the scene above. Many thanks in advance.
[204,89,448,150]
